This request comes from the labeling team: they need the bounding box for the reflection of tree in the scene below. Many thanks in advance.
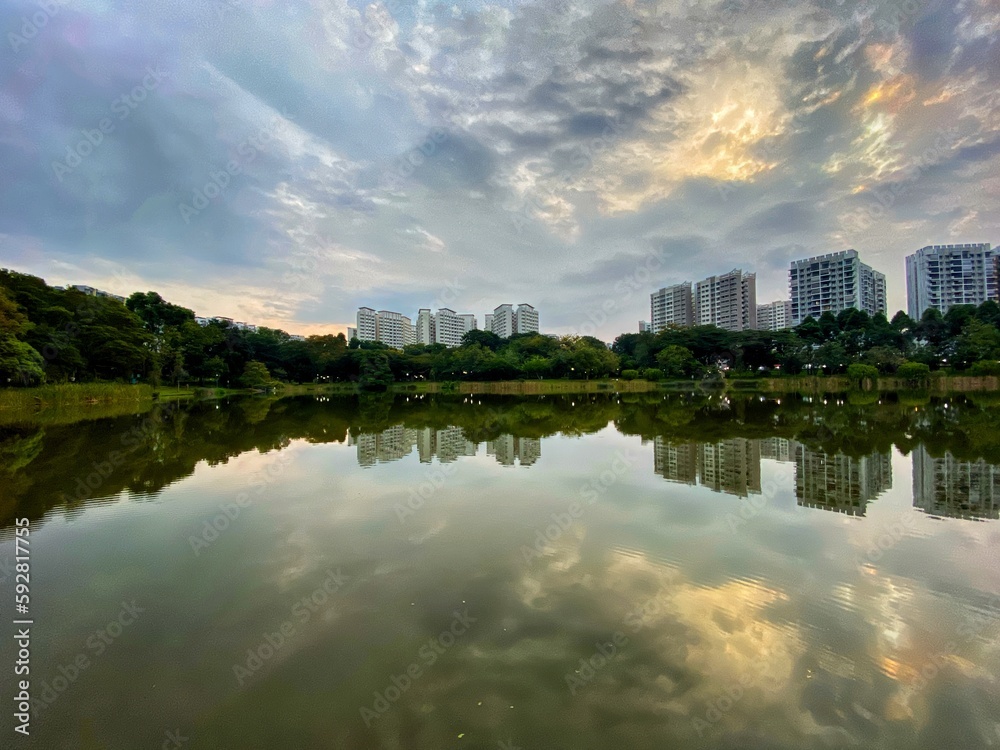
[7,391,1000,528]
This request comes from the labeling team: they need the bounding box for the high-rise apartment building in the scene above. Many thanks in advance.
[487,303,539,338]
[360,306,476,349]
[435,308,477,347]
[756,300,792,331]
[416,309,435,345]
[458,313,478,333]
[491,304,515,338]
[485,313,494,331]
[514,304,539,334]
[356,307,377,341]
[347,326,357,341]
[376,310,416,349]
[789,250,887,325]
[650,282,694,333]
[905,243,995,319]
[694,269,756,331]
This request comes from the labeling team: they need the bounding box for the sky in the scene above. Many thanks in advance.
[0,0,998,339]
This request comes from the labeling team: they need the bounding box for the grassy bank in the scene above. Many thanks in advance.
[729,374,1000,393]
[0,383,157,411]
[389,378,668,395]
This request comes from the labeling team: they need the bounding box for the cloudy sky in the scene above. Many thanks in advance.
[1,0,998,338]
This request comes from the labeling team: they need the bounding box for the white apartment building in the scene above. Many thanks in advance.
[416,309,435,345]
[514,304,539,334]
[488,303,539,337]
[789,250,887,325]
[639,321,651,333]
[650,282,693,333]
[694,269,757,331]
[485,313,494,331]
[435,308,477,347]
[347,326,357,341]
[905,243,995,319]
[458,313,478,333]
[356,307,378,341]
[490,304,515,338]
[376,310,416,349]
[756,300,792,331]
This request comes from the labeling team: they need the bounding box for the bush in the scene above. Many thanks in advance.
[642,368,662,381]
[897,361,932,381]
[621,369,640,380]
[846,363,879,386]
[967,360,1000,376]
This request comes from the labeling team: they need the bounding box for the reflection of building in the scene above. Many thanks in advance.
[653,438,760,497]
[912,446,1000,520]
[427,428,477,463]
[654,441,698,485]
[759,437,798,463]
[486,435,541,467]
[350,425,419,466]
[794,445,892,516]
[353,426,543,467]
[699,439,761,496]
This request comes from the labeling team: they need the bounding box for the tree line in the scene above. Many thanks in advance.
[2,268,1000,388]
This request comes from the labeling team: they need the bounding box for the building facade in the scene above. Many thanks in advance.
[376,310,416,349]
[435,308,476,347]
[514,304,539,335]
[650,282,694,333]
[905,243,995,319]
[416,309,435,345]
[756,300,792,331]
[789,250,887,325]
[490,304,515,338]
[694,269,756,331]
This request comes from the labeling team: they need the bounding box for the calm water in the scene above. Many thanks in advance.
[1,392,999,749]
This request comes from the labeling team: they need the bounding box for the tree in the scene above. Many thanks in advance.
[656,345,699,378]
[358,351,393,390]
[956,319,1000,366]
[461,329,503,351]
[239,360,273,389]
[0,337,45,385]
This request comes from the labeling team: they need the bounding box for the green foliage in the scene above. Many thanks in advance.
[846,363,879,385]
[642,368,662,381]
[8,269,1000,390]
[621,369,640,380]
[896,361,931,381]
[656,345,700,378]
[238,361,273,389]
[358,351,393,391]
[967,360,1000,376]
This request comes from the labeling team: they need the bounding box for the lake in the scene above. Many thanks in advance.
[1,391,999,749]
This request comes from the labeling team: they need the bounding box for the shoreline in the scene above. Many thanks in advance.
[0,372,996,408]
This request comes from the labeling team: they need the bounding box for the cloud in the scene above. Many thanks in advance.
[1,0,998,337]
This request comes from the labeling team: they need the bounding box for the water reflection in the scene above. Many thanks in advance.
[654,436,893,516]
[3,391,1000,749]
[795,444,892,516]
[912,445,1000,520]
[349,425,540,467]
[4,391,1000,528]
